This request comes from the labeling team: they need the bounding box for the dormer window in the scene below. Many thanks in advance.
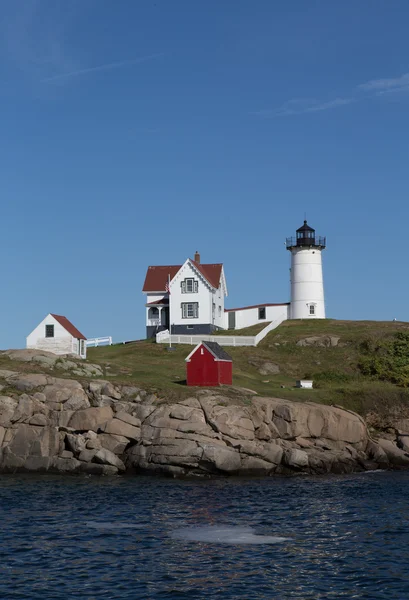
[181,278,198,293]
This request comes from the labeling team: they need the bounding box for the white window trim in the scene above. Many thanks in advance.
[308,303,317,316]
[181,302,199,319]
[181,278,198,294]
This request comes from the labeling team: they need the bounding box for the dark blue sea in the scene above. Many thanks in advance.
[0,471,408,599]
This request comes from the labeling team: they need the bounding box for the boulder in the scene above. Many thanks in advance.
[200,444,241,473]
[115,412,141,428]
[50,457,82,472]
[8,374,48,392]
[98,433,129,454]
[296,335,340,347]
[0,396,18,427]
[397,435,409,453]
[376,438,409,466]
[94,448,125,471]
[200,400,255,440]
[32,355,58,368]
[283,448,309,469]
[68,406,113,432]
[66,433,86,454]
[78,449,97,462]
[29,414,48,426]
[240,456,276,474]
[102,418,140,441]
[101,382,121,400]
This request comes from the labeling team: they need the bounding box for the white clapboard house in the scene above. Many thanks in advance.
[26,313,87,359]
[142,252,227,338]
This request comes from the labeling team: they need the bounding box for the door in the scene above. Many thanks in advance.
[228,311,236,330]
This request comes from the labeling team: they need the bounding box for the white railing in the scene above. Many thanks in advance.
[86,336,113,347]
[156,330,170,342]
[254,312,288,345]
[156,314,287,347]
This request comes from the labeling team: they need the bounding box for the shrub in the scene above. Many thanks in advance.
[358,332,409,387]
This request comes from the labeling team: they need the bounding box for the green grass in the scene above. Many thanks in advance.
[3,319,409,414]
[86,319,409,413]
[213,322,270,336]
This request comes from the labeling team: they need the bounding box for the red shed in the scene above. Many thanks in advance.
[185,341,233,387]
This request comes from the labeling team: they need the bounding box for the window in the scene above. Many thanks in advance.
[218,306,222,317]
[45,324,54,338]
[80,340,85,355]
[309,304,315,315]
[181,278,198,293]
[181,302,199,318]
[258,307,266,320]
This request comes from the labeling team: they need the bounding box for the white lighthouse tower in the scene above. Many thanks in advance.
[286,220,326,319]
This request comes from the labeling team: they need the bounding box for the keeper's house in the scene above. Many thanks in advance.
[26,313,87,359]
[142,252,227,338]
[185,341,233,387]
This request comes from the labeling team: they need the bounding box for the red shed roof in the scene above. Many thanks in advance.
[51,314,87,340]
[185,341,232,362]
[143,261,223,292]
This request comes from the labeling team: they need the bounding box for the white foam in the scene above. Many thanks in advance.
[85,521,144,530]
[171,525,289,545]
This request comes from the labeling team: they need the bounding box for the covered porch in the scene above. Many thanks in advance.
[146,297,169,337]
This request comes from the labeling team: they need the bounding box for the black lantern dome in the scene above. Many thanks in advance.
[286,220,326,250]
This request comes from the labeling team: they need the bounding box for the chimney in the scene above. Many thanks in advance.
[194,251,200,264]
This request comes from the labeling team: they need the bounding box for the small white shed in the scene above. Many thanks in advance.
[26,313,87,359]
[296,379,313,389]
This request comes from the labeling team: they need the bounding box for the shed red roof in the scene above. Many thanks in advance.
[51,314,87,340]
[142,262,223,292]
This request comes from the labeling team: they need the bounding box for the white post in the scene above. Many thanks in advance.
[167,273,172,349]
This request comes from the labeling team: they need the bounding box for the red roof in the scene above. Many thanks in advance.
[224,303,290,312]
[51,314,87,340]
[146,297,169,306]
[142,262,223,292]
[190,261,223,289]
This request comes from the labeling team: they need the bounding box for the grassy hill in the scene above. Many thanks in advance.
[84,319,409,414]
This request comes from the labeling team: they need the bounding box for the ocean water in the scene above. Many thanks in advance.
[0,471,408,599]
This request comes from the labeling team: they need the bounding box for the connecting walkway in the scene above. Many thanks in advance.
[156,313,287,347]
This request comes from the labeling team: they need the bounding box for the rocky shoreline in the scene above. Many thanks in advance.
[0,350,409,477]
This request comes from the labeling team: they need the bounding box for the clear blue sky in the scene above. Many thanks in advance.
[2,0,409,348]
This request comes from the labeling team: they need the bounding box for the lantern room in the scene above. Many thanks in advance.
[286,220,326,249]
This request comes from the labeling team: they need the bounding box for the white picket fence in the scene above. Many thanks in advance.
[156,313,287,347]
[86,336,113,347]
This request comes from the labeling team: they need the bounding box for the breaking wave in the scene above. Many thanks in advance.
[171,525,289,544]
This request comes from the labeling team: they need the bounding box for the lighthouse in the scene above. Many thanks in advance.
[286,220,326,319]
